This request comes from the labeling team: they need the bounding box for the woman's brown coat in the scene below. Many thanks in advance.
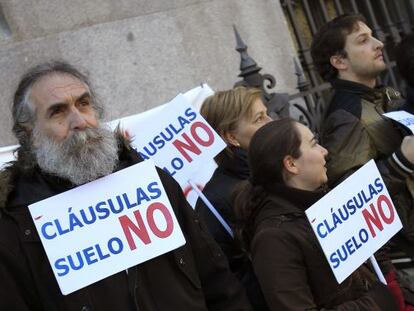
[249,184,398,311]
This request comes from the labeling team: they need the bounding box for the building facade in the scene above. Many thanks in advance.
[0,0,297,147]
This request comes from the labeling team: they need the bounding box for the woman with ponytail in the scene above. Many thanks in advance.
[233,119,399,311]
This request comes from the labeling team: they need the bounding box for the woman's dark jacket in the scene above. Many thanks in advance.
[195,149,268,310]
[195,148,249,271]
[0,138,252,311]
[248,183,398,311]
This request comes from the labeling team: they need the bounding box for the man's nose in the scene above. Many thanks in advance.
[374,37,384,49]
[320,145,328,157]
[69,108,88,130]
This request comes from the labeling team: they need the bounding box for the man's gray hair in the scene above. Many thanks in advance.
[12,61,104,167]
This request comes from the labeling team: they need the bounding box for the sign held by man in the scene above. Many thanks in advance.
[29,160,186,295]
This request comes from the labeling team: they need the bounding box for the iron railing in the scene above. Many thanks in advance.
[280,0,414,131]
[233,26,328,134]
[234,1,414,134]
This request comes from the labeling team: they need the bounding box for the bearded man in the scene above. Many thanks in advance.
[0,61,252,311]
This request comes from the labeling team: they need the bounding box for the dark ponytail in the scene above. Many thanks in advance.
[233,119,302,250]
[233,181,267,251]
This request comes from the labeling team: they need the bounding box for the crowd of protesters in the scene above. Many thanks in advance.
[2,12,414,311]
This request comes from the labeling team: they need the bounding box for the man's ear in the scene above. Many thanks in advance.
[283,155,298,175]
[330,54,347,71]
[223,131,240,148]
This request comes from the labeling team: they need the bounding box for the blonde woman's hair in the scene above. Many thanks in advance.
[200,87,262,164]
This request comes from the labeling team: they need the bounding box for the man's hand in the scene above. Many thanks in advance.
[400,136,414,165]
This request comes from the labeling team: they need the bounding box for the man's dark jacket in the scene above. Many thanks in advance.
[322,79,414,243]
[195,148,249,273]
[0,136,252,311]
[402,85,414,114]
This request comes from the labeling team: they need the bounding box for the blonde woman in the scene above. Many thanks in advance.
[196,87,271,310]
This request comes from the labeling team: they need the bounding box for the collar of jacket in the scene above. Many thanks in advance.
[330,78,401,107]
[218,146,250,179]
[0,129,135,210]
[258,183,326,219]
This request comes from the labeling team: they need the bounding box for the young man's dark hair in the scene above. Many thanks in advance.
[396,33,414,87]
[311,14,366,81]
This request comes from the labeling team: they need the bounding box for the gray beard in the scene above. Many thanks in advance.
[33,125,119,185]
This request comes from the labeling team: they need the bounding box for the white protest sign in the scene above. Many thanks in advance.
[384,110,414,134]
[29,160,186,295]
[108,84,214,133]
[182,83,214,111]
[180,84,219,206]
[305,160,402,283]
[110,93,225,188]
[0,145,17,168]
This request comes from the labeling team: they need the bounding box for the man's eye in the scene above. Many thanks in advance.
[50,107,64,117]
[79,100,90,107]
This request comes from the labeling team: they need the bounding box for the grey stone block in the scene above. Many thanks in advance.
[0,0,297,147]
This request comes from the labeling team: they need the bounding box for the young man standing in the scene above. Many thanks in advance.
[311,14,414,243]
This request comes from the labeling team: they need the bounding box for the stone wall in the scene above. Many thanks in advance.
[0,0,297,146]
